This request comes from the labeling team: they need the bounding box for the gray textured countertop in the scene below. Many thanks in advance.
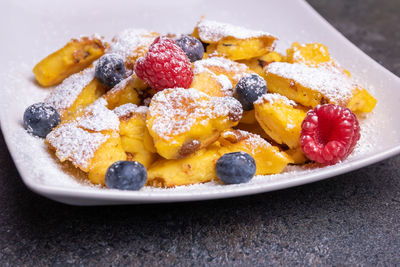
[1,0,400,265]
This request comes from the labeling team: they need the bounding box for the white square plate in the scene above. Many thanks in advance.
[1,0,399,205]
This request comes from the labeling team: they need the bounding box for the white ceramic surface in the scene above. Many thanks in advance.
[1,0,399,205]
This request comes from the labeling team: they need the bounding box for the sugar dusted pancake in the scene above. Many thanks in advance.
[113,103,156,169]
[190,57,251,97]
[46,99,126,185]
[146,87,242,159]
[265,62,355,107]
[193,19,277,60]
[254,93,307,150]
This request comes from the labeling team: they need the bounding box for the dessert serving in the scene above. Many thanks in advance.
[23,19,377,191]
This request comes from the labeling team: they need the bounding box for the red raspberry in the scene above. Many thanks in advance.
[300,104,360,165]
[134,36,193,91]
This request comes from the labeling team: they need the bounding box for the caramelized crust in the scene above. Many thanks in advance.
[33,36,106,86]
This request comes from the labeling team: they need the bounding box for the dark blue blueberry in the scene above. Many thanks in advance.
[234,73,267,111]
[23,102,61,138]
[105,161,147,190]
[175,35,204,62]
[95,54,126,87]
[216,152,256,184]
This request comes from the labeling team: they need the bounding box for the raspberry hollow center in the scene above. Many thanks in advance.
[300,104,360,165]
[315,118,337,146]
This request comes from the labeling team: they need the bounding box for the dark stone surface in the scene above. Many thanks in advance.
[309,0,400,76]
[1,0,400,266]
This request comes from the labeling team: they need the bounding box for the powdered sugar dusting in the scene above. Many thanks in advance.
[193,57,249,87]
[105,75,132,95]
[193,60,234,95]
[222,129,271,149]
[149,88,242,140]
[45,98,119,170]
[24,102,59,133]
[216,74,233,92]
[267,62,354,105]
[197,20,275,43]
[348,111,378,159]
[46,66,95,111]
[46,122,109,170]
[255,93,297,106]
[237,73,266,95]
[194,57,248,75]
[113,103,148,118]
[108,29,158,60]
[77,98,119,132]
[291,43,330,67]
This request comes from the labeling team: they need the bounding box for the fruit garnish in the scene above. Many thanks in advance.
[23,102,61,138]
[234,73,267,111]
[95,54,126,88]
[175,35,204,62]
[134,36,193,92]
[216,151,256,184]
[105,161,147,190]
[300,104,360,165]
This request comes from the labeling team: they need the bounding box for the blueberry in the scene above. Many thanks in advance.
[105,161,147,190]
[95,54,125,87]
[23,102,61,138]
[216,152,256,184]
[175,35,204,62]
[234,73,267,111]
